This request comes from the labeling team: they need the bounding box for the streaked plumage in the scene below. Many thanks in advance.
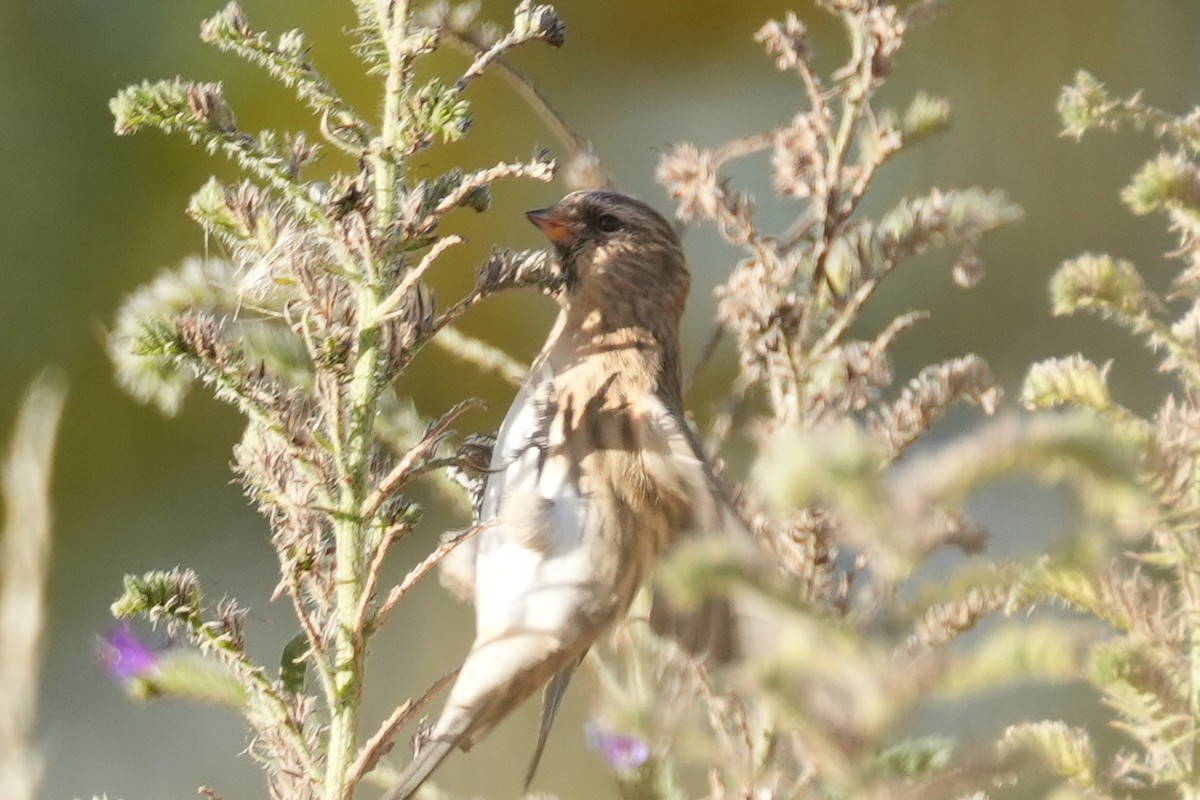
[384,190,733,800]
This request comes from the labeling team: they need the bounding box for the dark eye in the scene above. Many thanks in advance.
[596,213,623,234]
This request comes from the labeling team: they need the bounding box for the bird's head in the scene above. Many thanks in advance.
[526,190,688,305]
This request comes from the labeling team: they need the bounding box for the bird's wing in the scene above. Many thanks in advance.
[641,394,756,660]
[437,374,542,604]
[642,394,749,540]
[390,368,585,800]
[423,364,606,775]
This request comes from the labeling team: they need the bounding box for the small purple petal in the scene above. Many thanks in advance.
[98,623,160,681]
[585,721,650,771]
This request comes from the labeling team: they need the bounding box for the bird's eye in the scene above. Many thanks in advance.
[596,214,623,234]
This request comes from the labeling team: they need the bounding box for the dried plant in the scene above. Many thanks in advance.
[1013,71,1200,799]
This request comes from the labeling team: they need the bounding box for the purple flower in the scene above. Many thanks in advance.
[98,623,160,681]
[585,721,650,772]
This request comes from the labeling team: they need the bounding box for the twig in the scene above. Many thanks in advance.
[685,324,725,397]
[869,311,928,360]
[354,522,407,637]
[348,665,462,786]
[712,133,774,168]
[372,523,489,631]
[445,28,590,165]
[428,158,555,222]
[375,235,464,322]
[360,398,485,522]
[815,277,879,355]
[454,31,521,93]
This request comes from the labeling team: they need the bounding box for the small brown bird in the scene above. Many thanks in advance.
[383,190,733,800]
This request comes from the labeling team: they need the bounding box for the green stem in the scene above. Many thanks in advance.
[372,0,411,236]
[325,323,381,800]
[324,2,412,796]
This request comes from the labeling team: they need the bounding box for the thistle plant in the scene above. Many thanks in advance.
[105,2,565,798]
[1012,72,1200,799]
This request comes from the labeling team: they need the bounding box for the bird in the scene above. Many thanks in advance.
[383,189,738,800]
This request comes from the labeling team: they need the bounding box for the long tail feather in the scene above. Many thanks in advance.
[523,665,576,790]
[380,719,468,800]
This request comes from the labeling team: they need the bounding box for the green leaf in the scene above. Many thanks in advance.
[1058,70,1112,139]
[408,79,471,147]
[874,188,1023,272]
[901,92,951,142]
[128,649,248,708]
[111,568,203,625]
[199,2,366,152]
[279,632,308,694]
[1008,559,1104,618]
[939,620,1092,696]
[111,79,235,138]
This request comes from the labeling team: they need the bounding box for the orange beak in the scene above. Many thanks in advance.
[526,207,575,245]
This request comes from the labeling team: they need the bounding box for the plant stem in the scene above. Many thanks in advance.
[325,2,413,796]
[372,0,411,237]
[325,320,381,800]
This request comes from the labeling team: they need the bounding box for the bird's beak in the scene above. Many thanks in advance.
[526,207,575,245]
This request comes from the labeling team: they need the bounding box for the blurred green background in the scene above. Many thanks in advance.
[3,1,1200,798]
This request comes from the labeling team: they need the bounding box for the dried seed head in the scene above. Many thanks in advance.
[656,143,720,222]
[755,13,809,72]
[566,148,609,191]
[186,82,236,132]
[952,250,985,288]
[772,115,819,198]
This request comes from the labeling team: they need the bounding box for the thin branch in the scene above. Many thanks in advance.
[284,567,337,704]
[815,276,880,355]
[454,31,522,93]
[444,28,589,164]
[360,398,485,522]
[354,522,407,637]
[685,324,725,396]
[348,665,462,786]
[712,133,775,169]
[427,158,555,222]
[372,523,489,631]
[375,235,464,322]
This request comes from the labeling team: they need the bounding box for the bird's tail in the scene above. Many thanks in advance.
[379,718,469,800]
[523,665,577,790]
